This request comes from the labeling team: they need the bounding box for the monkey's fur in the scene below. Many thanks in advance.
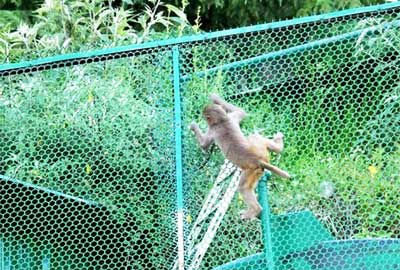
[190,94,290,220]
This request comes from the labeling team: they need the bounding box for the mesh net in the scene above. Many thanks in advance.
[0,3,400,270]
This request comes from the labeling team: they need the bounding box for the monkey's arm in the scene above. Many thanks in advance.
[190,122,214,150]
[210,93,246,123]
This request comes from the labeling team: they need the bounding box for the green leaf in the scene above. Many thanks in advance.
[85,164,92,175]
[165,4,188,22]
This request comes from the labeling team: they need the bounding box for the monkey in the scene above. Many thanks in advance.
[190,93,290,220]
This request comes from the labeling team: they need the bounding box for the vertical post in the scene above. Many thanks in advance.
[42,254,50,270]
[0,240,4,270]
[258,173,275,270]
[173,45,185,270]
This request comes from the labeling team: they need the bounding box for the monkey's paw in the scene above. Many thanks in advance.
[240,210,258,221]
[189,122,198,131]
[209,93,222,104]
[274,132,284,140]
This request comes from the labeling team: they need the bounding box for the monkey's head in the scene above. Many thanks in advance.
[203,104,228,126]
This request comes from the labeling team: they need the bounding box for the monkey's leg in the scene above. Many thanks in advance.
[238,168,264,220]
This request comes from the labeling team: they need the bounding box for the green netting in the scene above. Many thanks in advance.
[0,2,400,270]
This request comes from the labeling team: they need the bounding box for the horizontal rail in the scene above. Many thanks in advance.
[181,20,400,81]
[0,2,400,76]
[0,174,99,206]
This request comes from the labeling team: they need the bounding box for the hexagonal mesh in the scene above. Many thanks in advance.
[1,3,400,270]
[0,50,178,269]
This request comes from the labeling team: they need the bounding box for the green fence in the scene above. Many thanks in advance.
[0,2,400,270]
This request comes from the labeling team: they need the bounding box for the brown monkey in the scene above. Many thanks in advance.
[190,94,290,220]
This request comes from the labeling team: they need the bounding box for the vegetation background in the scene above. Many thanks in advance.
[0,0,399,269]
[0,0,387,62]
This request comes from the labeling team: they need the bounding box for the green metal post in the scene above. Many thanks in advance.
[258,173,274,270]
[0,240,4,270]
[42,255,50,270]
[173,46,185,270]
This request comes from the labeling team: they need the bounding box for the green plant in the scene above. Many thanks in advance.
[0,0,193,62]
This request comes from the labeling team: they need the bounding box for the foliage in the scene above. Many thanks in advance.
[162,0,387,30]
[0,10,28,29]
[275,148,400,239]
[0,0,193,62]
[0,0,38,9]
[0,0,391,61]
[266,23,399,239]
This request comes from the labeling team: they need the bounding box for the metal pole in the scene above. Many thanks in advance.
[173,45,185,270]
[258,173,274,270]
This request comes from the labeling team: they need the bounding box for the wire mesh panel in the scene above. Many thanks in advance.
[0,2,400,270]
[0,49,178,269]
[180,3,400,270]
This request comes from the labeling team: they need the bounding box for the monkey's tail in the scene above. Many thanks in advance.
[258,160,291,179]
